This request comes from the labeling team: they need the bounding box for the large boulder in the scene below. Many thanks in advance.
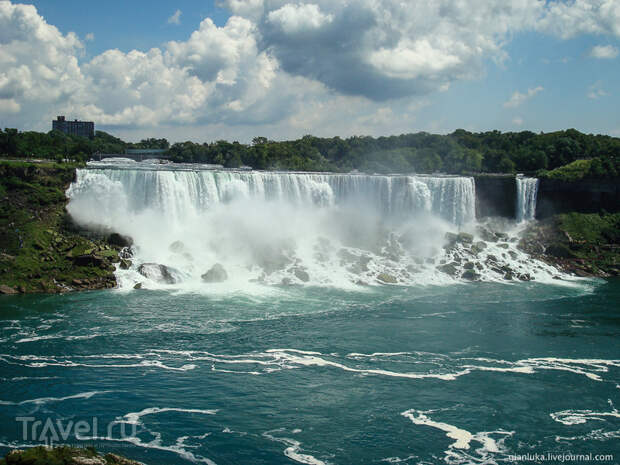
[0,284,18,295]
[293,267,310,282]
[169,240,185,253]
[137,263,177,284]
[456,232,474,244]
[377,273,397,284]
[461,269,480,281]
[107,233,133,248]
[201,263,228,283]
[437,262,459,277]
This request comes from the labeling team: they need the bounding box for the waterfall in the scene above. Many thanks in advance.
[515,176,539,221]
[67,167,476,227]
[66,163,568,289]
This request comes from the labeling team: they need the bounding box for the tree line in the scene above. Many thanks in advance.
[1,127,618,178]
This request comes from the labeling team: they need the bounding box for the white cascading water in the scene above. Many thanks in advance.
[516,176,539,222]
[66,161,571,291]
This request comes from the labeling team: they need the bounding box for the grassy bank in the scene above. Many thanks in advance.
[0,446,140,465]
[520,212,620,277]
[0,161,120,294]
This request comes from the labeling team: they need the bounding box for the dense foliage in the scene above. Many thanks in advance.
[2,127,619,177]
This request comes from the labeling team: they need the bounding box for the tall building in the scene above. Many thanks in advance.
[52,116,94,138]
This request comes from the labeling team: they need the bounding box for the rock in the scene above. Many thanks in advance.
[504,271,514,280]
[72,457,106,465]
[573,269,592,277]
[476,226,497,242]
[508,251,518,260]
[119,258,132,270]
[486,254,498,263]
[73,254,105,267]
[0,284,18,295]
[201,263,228,283]
[437,262,459,277]
[457,232,474,244]
[518,273,532,281]
[471,241,487,254]
[377,273,398,284]
[461,269,480,280]
[545,243,574,258]
[293,268,310,282]
[444,232,458,249]
[497,243,509,249]
[107,233,133,247]
[281,277,292,285]
[133,282,142,289]
[337,248,357,263]
[138,263,178,284]
[169,240,185,253]
[463,261,475,269]
[119,247,133,259]
[495,232,508,240]
[104,453,143,465]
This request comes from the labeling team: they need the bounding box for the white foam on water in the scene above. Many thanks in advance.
[263,429,327,465]
[118,407,218,425]
[551,400,619,425]
[401,409,514,464]
[79,406,219,464]
[0,390,112,406]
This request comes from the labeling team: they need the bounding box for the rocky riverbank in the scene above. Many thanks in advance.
[0,446,141,465]
[519,212,620,278]
[0,161,125,294]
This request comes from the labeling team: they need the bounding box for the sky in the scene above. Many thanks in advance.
[0,0,619,143]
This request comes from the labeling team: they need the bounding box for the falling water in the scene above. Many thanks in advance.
[515,176,539,221]
[65,163,568,289]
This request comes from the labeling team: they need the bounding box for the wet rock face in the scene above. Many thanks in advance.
[169,240,185,253]
[293,267,310,282]
[461,269,480,281]
[438,262,459,277]
[201,263,228,283]
[138,263,178,284]
[107,233,133,248]
[457,232,474,244]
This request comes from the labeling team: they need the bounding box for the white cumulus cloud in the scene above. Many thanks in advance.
[1,0,619,138]
[589,44,619,59]
[167,9,182,25]
[504,86,544,108]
